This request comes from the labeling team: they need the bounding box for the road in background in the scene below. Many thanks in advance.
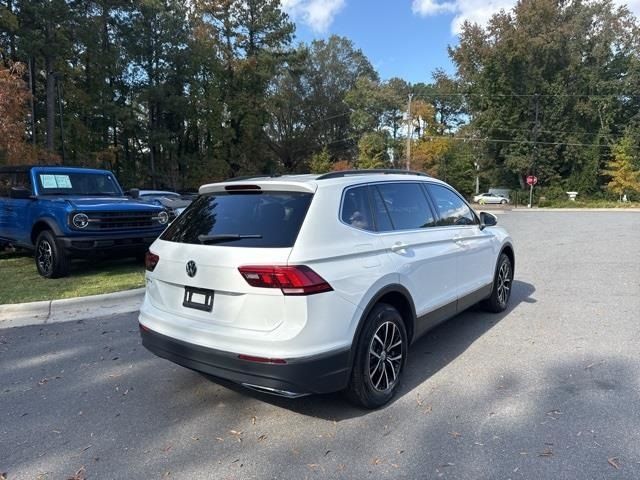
[1,211,639,479]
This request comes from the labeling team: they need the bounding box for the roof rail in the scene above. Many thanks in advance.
[316,169,430,180]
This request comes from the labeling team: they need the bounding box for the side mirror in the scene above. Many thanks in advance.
[479,211,497,230]
[9,186,33,199]
[128,188,140,199]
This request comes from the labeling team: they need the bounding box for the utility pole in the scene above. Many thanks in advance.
[405,93,413,170]
[528,93,540,208]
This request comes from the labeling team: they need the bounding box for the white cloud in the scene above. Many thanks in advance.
[281,0,346,33]
[413,0,640,35]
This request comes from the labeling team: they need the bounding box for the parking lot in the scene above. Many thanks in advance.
[1,210,639,480]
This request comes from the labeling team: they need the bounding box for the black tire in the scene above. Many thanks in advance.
[346,303,408,409]
[500,199,507,205]
[35,230,70,278]
[483,253,513,313]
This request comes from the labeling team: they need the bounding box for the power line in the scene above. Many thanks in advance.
[420,135,615,148]
[413,92,640,99]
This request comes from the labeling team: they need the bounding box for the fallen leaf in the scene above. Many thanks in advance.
[307,464,319,469]
[449,432,462,439]
[162,445,172,453]
[607,457,620,470]
[372,458,382,465]
[539,448,553,457]
[0,473,6,480]
[440,463,455,467]
[473,442,484,446]
[191,436,199,441]
[251,416,257,425]
[215,437,224,442]
[325,450,331,456]
[67,466,86,480]
[81,445,92,452]
[257,434,267,442]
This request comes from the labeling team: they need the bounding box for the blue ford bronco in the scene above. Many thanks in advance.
[0,166,169,278]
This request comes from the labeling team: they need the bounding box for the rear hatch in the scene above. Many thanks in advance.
[145,182,315,332]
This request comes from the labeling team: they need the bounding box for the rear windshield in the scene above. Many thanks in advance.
[160,191,313,248]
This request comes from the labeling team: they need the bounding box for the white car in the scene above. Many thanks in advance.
[139,170,515,408]
[473,192,509,205]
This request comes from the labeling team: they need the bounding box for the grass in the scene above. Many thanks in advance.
[0,249,145,305]
[536,199,640,208]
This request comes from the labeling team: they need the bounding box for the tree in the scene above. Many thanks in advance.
[357,131,389,169]
[0,62,32,163]
[450,0,640,189]
[309,147,331,173]
[602,135,640,201]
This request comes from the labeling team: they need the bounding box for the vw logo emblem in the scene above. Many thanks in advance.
[186,260,197,278]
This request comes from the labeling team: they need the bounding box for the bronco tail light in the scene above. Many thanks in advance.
[238,265,333,295]
[145,251,160,272]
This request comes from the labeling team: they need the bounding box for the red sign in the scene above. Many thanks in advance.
[526,175,538,186]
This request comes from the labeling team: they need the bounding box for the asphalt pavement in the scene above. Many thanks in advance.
[1,211,639,479]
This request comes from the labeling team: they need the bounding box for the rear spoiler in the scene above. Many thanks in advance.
[199,181,316,195]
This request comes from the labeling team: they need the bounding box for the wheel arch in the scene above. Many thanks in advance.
[500,242,515,274]
[350,284,417,367]
[31,218,63,245]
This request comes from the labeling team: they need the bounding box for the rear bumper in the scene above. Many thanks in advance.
[58,233,161,255]
[140,324,351,396]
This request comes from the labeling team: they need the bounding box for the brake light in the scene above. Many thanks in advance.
[145,251,160,271]
[238,265,333,295]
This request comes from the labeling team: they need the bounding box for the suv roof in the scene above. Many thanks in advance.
[201,170,441,195]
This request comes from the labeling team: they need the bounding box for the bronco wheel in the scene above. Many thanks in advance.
[483,253,513,313]
[346,303,408,409]
[35,230,70,278]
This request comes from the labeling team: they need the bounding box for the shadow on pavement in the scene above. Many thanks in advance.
[205,280,537,420]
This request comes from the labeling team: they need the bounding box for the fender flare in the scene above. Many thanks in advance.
[31,217,64,243]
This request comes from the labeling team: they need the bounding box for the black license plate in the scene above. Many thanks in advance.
[183,286,214,312]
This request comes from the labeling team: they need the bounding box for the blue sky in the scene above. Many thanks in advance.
[282,0,640,84]
[289,0,458,83]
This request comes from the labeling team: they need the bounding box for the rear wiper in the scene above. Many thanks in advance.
[197,234,262,244]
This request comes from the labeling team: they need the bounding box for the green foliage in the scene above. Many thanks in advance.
[309,148,332,174]
[357,132,389,169]
[602,135,640,200]
[450,0,640,189]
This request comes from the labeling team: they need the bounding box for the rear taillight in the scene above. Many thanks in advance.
[145,251,159,272]
[238,265,333,295]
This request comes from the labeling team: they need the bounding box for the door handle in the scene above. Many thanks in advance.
[390,242,408,253]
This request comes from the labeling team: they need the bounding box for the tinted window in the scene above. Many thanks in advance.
[161,191,312,248]
[341,186,374,231]
[375,183,435,230]
[14,172,32,192]
[371,187,394,232]
[0,173,11,197]
[427,184,477,226]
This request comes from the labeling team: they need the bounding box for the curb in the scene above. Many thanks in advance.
[512,208,640,212]
[0,288,145,328]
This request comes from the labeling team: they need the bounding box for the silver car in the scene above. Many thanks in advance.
[473,193,509,205]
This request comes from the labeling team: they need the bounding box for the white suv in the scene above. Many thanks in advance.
[139,170,514,408]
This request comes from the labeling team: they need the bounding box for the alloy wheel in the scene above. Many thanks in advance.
[368,321,404,392]
[496,260,511,306]
[37,240,53,275]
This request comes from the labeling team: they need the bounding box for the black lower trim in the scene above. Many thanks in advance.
[140,325,351,395]
[414,283,493,340]
[58,233,160,256]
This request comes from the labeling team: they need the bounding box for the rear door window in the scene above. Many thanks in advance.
[161,191,312,248]
[374,182,436,230]
[341,186,374,231]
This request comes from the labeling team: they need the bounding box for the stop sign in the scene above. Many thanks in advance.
[526,175,538,186]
